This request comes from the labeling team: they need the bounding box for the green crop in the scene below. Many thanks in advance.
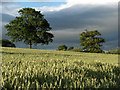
[1,47,120,89]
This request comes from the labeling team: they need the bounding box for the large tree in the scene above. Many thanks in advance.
[4,8,54,48]
[80,29,105,53]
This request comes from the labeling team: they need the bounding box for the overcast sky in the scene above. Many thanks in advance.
[0,0,119,50]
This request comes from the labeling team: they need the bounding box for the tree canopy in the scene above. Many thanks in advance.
[80,29,105,53]
[4,8,54,48]
[0,39,16,47]
[57,45,68,51]
[68,46,74,50]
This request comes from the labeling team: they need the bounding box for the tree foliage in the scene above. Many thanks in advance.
[80,29,105,53]
[71,47,82,52]
[0,39,16,47]
[68,46,74,50]
[57,45,67,51]
[107,48,120,54]
[4,8,54,48]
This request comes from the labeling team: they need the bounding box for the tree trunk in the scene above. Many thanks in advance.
[29,40,32,49]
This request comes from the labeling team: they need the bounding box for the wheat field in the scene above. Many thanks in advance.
[1,47,120,89]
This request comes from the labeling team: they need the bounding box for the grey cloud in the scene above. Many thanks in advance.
[43,4,117,30]
[2,13,15,37]
[2,13,15,23]
[103,40,118,50]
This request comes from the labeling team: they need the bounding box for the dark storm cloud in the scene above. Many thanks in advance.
[43,4,117,30]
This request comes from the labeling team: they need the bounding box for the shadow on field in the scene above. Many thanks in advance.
[2,51,78,57]
[2,51,26,55]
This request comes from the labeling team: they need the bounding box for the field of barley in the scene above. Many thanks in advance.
[1,47,120,89]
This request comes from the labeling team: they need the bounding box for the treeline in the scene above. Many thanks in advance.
[0,39,16,47]
[57,45,82,52]
[57,44,120,54]
[106,48,120,54]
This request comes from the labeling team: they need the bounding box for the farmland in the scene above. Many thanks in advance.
[1,47,120,89]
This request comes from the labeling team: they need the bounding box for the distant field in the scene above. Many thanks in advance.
[1,47,120,89]
[2,47,118,65]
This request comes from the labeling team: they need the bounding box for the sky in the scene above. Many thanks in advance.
[1,0,119,50]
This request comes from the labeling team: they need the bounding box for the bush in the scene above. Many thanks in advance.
[0,39,16,47]
[106,48,120,54]
[71,47,82,52]
[57,45,67,51]
[68,47,74,50]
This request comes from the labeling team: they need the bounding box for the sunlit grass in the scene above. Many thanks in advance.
[1,47,119,89]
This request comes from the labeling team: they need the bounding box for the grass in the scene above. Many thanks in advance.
[2,47,118,65]
[1,47,120,89]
